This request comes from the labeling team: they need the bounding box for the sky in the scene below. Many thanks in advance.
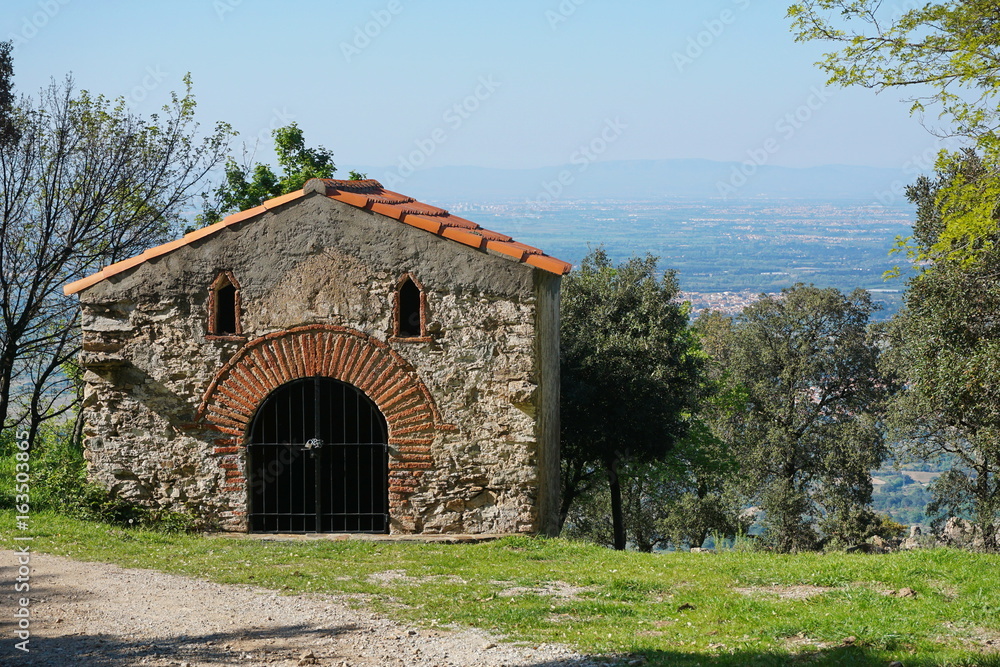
[4,0,945,177]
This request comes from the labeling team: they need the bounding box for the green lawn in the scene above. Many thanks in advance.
[8,512,1000,666]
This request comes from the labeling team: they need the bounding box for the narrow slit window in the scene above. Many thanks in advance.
[209,271,241,336]
[216,283,238,334]
[397,276,423,338]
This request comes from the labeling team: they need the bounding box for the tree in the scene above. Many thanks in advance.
[883,152,1000,550]
[0,41,17,146]
[0,61,232,440]
[563,428,746,553]
[560,248,703,550]
[706,285,888,552]
[787,1,1000,258]
[201,123,343,224]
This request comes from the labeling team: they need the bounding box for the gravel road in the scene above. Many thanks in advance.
[1,552,611,667]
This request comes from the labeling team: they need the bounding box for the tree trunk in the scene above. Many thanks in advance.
[0,341,18,429]
[694,481,710,549]
[607,456,626,551]
[558,458,590,533]
[976,465,998,552]
[72,403,86,448]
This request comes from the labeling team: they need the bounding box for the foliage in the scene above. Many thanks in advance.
[563,456,747,552]
[0,55,232,439]
[560,248,703,549]
[0,41,16,146]
[788,1,1000,140]
[563,355,747,553]
[16,514,1000,665]
[0,418,199,532]
[787,1,1000,259]
[702,284,889,552]
[200,122,336,224]
[883,152,1000,551]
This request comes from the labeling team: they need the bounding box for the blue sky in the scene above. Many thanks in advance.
[5,0,942,175]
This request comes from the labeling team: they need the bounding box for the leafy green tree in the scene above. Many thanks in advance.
[883,151,1000,550]
[0,61,231,440]
[201,122,336,224]
[563,310,745,553]
[560,248,703,550]
[706,284,889,552]
[787,1,1000,258]
[563,428,746,553]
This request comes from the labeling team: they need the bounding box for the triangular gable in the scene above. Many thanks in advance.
[63,178,571,296]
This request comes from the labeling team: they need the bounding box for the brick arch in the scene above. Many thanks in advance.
[197,324,453,450]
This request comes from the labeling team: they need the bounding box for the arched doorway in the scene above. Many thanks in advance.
[247,377,389,533]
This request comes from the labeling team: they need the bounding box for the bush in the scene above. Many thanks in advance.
[562,458,747,551]
[1,418,201,533]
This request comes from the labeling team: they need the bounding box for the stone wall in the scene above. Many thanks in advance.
[77,193,560,534]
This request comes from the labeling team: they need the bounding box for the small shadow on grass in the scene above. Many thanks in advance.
[577,646,1000,667]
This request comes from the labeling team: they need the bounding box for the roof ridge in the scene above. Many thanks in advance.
[308,178,384,193]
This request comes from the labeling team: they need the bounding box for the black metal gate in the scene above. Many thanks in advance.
[247,377,389,533]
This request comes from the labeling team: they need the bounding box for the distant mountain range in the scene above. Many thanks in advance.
[351,159,916,205]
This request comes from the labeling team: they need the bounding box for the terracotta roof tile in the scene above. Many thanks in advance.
[368,192,414,205]
[526,254,573,274]
[401,214,444,235]
[328,191,371,208]
[368,201,406,220]
[262,190,306,210]
[441,226,486,249]
[506,241,544,256]
[487,241,527,261]
[64,178,571,295]
[397,202,448,217]
[479,229,513,242]
[436,215,479,230]
[308,180,567,273]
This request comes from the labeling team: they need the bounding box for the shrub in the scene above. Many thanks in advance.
[2,418,201,532]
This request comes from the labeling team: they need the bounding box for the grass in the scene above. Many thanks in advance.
[8,512,1000,666]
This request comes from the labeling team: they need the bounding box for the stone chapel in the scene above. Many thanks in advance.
[64,178,568,535]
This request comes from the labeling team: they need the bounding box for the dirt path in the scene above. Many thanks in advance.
[1,552,606,667]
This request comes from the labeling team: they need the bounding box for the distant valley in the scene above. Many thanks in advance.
[351,160,919,318]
